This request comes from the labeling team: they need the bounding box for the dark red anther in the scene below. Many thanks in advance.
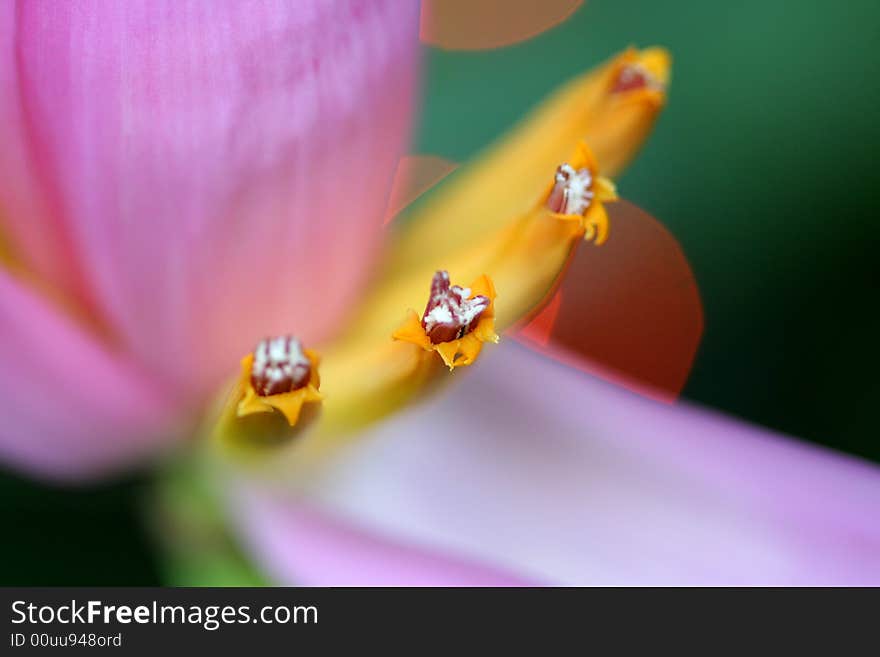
[612,65,653,93]
[545,164,594,216]
[546,165,572,214]
[426,269,451,310]
[421,271,490,345]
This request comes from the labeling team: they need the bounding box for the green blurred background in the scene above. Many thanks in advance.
[2,0,878,584]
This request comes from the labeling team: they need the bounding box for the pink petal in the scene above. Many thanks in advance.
[0,2,88,303]
[0,271,180,480]
[236,343,880,585]
[228,484,533,586]
[2,0,419,401]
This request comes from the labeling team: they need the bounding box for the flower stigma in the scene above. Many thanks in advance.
[543,143,618,245]
[612,63,665,94]
[393,271,498,370]
[422,271,491,344]
[232,336,323,428]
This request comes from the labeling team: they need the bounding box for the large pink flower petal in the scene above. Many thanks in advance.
[0,3,88,303]
[233,343,880,585]
[228,484,533,586]
[0,271,181,480]
[1,0,419,401]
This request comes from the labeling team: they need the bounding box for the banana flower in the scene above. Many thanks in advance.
[0,1,877,586]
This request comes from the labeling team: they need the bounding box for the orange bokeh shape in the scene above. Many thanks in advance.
[516,200,704,403]
[384,155,459,225]
[420,0,584,51]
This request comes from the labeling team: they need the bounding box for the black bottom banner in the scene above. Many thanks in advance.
[0,587,872,652]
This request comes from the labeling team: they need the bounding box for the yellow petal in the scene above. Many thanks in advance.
[259,385,323,426]
[390,309,434,350]
[445,176,599,326]
[435,339,463,369]
[595,176,618,202]
[469,273,497,300]
[472,316,500,344]
[236,384,274,417]
[455,333,485,366]
[573,140,600,174]
[584,201,610,245]
[638,47,672,88]
[212,382,302,454]
[318,338,441,433]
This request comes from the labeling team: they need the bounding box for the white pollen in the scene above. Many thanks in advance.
[268,337,287,361]
[421,270,491,342]
[458,297,488,325]
[557,164,576,181]
[559,165,594,216]
[425,305,454,327]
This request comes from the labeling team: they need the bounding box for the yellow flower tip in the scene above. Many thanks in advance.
[610,46,671,106]
[639,47,672,86]
[392,270,499,371]
[236,336,322,427]
[544,142,616,245]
